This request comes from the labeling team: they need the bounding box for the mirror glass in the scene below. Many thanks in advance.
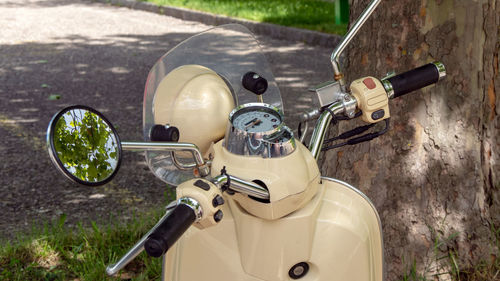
[47,106,122,185]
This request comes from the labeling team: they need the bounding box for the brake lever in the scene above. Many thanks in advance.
[105,205,176,276]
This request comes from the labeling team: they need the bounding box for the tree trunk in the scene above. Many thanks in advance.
[322,0,499,279]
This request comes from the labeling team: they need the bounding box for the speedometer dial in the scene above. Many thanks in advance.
[232,106,282,133]
[224,103,295,158]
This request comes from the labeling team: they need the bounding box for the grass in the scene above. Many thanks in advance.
[2,197,498,280]
[0,211,165,280]
[140,0,348,35]
[400,225,500,281]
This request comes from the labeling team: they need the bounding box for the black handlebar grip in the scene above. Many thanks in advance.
[144,203,196,257]
[385,62,445,99]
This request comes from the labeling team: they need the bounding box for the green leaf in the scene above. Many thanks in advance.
[57,213,67,228]
[41,83,49,88]
[35,59,48,64]
[48,94,61,100]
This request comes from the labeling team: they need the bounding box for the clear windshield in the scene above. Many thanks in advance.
[143,24,283,186]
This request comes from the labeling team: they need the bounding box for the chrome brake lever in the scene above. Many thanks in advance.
[105,206,176,276]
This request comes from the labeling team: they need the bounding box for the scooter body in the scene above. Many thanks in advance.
[147,21,384,279]
[164,145,384,281]
[45,0,446,280]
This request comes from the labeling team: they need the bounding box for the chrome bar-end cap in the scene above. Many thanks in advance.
[432,61,446,80]
[381,79,395,99]
[178,197,203,221]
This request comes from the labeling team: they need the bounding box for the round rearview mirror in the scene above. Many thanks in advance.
[47,105,122,186]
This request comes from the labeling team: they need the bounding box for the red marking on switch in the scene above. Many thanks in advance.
[363,78,376,89]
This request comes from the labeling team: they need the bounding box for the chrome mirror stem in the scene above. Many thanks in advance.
[121,141,210,177]
[330,0,382,88]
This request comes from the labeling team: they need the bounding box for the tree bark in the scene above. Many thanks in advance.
[322,0,499,279]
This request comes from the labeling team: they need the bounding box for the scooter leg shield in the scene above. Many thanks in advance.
[162,178,384,281]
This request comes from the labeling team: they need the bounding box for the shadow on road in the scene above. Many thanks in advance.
[0,31,199,239]
[0,28,328,239]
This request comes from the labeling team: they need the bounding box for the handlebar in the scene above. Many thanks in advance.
[106,201,177,276]
[212,173,270,200]
[106,199,198,276]
[106,173,266,275]
[382,62,446,99]
[307,62,446,160]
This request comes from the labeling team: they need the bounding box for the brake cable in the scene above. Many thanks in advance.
[322,111,390,151]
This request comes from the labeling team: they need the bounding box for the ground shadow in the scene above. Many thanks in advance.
[0,26,333,241]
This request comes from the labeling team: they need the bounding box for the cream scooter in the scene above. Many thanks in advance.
[46,0,446,280]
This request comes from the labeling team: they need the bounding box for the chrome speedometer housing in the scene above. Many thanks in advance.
[224,103,296,158]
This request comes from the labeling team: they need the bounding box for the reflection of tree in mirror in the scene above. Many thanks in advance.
[53,109,119,183]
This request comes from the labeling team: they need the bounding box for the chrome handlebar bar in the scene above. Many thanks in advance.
[307,101,347,160]
[212,174,270,199]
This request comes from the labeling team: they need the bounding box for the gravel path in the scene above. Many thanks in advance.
[0,0,333,240]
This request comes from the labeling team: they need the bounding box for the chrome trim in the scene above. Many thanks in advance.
[381,79,395,99]
[343,94,357,118]
[212,174,229,187]
[330,0,382,87]
[212,174,270,199]
[165,200,178,210]
[309,80,343,107]
[432,61,446,80]
[121,141,210,177]
[298,109,322,143]
[321,176,386,281]
[171,152,213,171]
[382,71,396,80]
[299,109,321,122]
[299,120,309,143]
[228,102,284,125]
[224,103,296,158]
[308,101,346,160]
[178,197,203,221]
[106,209,174,276]
[170,151,197,170]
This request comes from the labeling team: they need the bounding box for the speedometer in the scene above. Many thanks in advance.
[231,105,282,133]
[224,103,296,158]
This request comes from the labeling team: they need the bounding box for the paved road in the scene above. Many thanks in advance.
[0,0,333,239]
